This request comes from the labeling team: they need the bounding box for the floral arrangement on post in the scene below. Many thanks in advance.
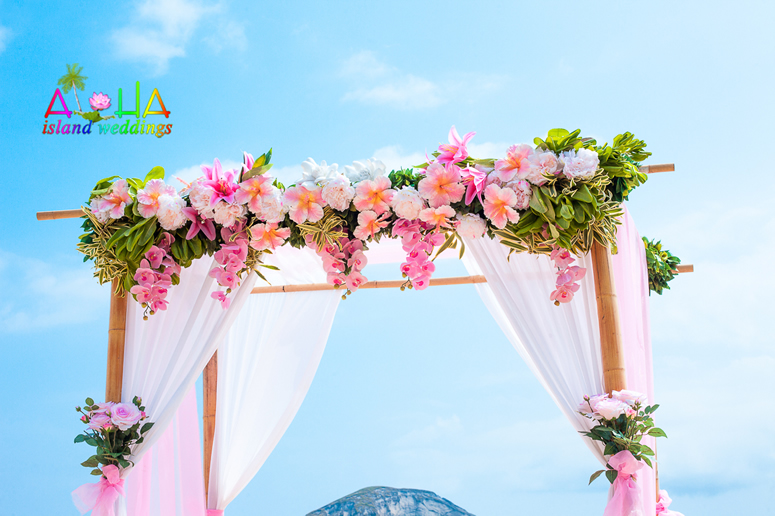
[77,127,654,313]
[578,390,666,485]
[642,237,681,295]
[74,396,153,473]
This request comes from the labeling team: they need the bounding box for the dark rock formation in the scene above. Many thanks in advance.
[306,486,475,516]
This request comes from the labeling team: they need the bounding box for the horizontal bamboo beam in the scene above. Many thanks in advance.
[36,208,85,221]
[252,267,693,294]
[251,275,488,294]
[639,163,674,174]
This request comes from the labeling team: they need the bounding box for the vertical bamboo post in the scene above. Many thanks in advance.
[203,351,218,499]
[591,241,627,393]
[105,279,128,403]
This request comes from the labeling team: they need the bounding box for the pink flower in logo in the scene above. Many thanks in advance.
[89,92,112,111]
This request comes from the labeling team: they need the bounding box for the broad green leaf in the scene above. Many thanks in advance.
[589,470,605,485]
[144,166,165,183]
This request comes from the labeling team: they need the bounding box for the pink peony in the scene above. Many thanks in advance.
[437,125,475,164]
[283,185,325,224]
[352,176,395,215]
[483,184,520,229]
[156,194,187,230]
[321,176,356,211]
[593,397,630,420]
[89,92,111,111]
[529,151,558,185]
[259,191,285,223]
[110,402,143,430]
[418,163,465,208]
[506,180,532,209]
[561,148,599,180]
[390,186,425,220]
[612,390,647,406]
[213,201,247,228]
[188,180,215,219]
[455,213,487,239]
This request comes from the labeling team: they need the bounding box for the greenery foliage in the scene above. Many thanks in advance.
[643,237,681,294]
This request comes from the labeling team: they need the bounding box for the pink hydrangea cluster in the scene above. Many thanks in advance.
[578,390,647,420]
[549,247,587,305]
[209,223,251,309]
[393,219,444,290]
[307,233,368,296]
[129,236,180,316]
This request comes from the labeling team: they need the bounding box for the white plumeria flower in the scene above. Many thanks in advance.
[298,158,339,188]
[343,158,387,184]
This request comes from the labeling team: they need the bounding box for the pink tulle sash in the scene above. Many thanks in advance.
[72,464,125,516]
[603,450,645,516]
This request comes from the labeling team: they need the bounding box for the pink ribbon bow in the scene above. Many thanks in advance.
[603,450,645,516]
[72,464,125,516]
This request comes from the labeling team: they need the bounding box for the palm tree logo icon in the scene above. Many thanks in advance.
[57,63,114,122]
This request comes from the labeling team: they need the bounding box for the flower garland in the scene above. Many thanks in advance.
[643,237,682,295]
[578,390,666,485]
[78,127,653,314]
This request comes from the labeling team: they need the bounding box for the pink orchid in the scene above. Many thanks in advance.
[249,222,291,251]
[157,232,175,251]
[326,272,347,287]
[411,274,431,290]
[224,254,244,273]
[235,175,274,214]
[345,270,367,292]
[483,184,520,229]
[348,249,368,271]
[401,261,421,277]
[437,125,475,164]
[137,179,176,218]
[321,253,346,273]
[150,299,169,312]
[342,239,364,255]
[352,176,395,215]
[494,144,535,182]
[161,255,182,276]
[392,219,420,237]
[144,246,165,269]
[201,158,240,206]
[353,210,390,241]
[550,247,575,269]
[133,267,157,286]
[418,163,465,208]
[182,207,216,240]
[130,285,152,303]
[419,260,436,276]
[460,165,488,205]
[550,282,580,304]
[283,185,325,224]
[418,205,456,230]
[242,152,254,175]
[211,291,231,309]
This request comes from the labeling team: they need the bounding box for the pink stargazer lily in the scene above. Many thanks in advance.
[437,126,475,164]
[201,158,240,206]
[182,207,216,240]
[460,165,488,205]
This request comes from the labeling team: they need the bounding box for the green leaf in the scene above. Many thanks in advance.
[605,469,618,484]
[648,428,667,438]
[81,457,99,468]
[85,397,95,406]
[140,422,154,434]
[85,438,98,447]
[144,166,165,183]
[589,469,605,485]
[571,184,595,203]
[74,434,87,443]
[90,468,103,476]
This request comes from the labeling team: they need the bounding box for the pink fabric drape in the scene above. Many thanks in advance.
[125,386,206,516]
[611,206,657,516]
[72,464,125,516]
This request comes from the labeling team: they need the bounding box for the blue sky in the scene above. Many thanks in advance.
[1,0,774,515]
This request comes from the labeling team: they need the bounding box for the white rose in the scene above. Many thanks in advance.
[344,158,387,184]
[455,213,487,239]
[321,175,355,211]
[561,148,599,180]
[213,201,247,228]
[156,194,187,230]
[298,158,338,188]
[390,186,425,220]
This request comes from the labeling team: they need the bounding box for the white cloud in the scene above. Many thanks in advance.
[0,25,11,54]
[341,51,443,110]
[111,0,245,75]
[0,250,107,332]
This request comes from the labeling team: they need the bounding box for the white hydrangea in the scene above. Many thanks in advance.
[343,158,387,184]
[298,158,339,189]
[455,213,487,239]
[560,148,599,180]
[390,186,425,220]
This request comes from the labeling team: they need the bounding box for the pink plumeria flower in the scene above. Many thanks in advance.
[201,158,240,206]
[352,176,395,215]
[437,125,475,165]
[483,184,520,229]
[283,185,325,224]
[353,210,390,241]
[418,205,456,230]
[249,222,291,251]
[494,144,536,182]
[418,163,466,208]
[235,175,275,215]
[137,179,176,218]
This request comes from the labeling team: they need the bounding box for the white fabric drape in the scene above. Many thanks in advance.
[120,257,257,515]
[207,247,341,511]
[461,238,606,461]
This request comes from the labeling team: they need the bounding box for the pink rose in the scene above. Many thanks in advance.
[593,398,630,420]
[612,389,648,406]
[110,402,143,430]
[87,412,114,431]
